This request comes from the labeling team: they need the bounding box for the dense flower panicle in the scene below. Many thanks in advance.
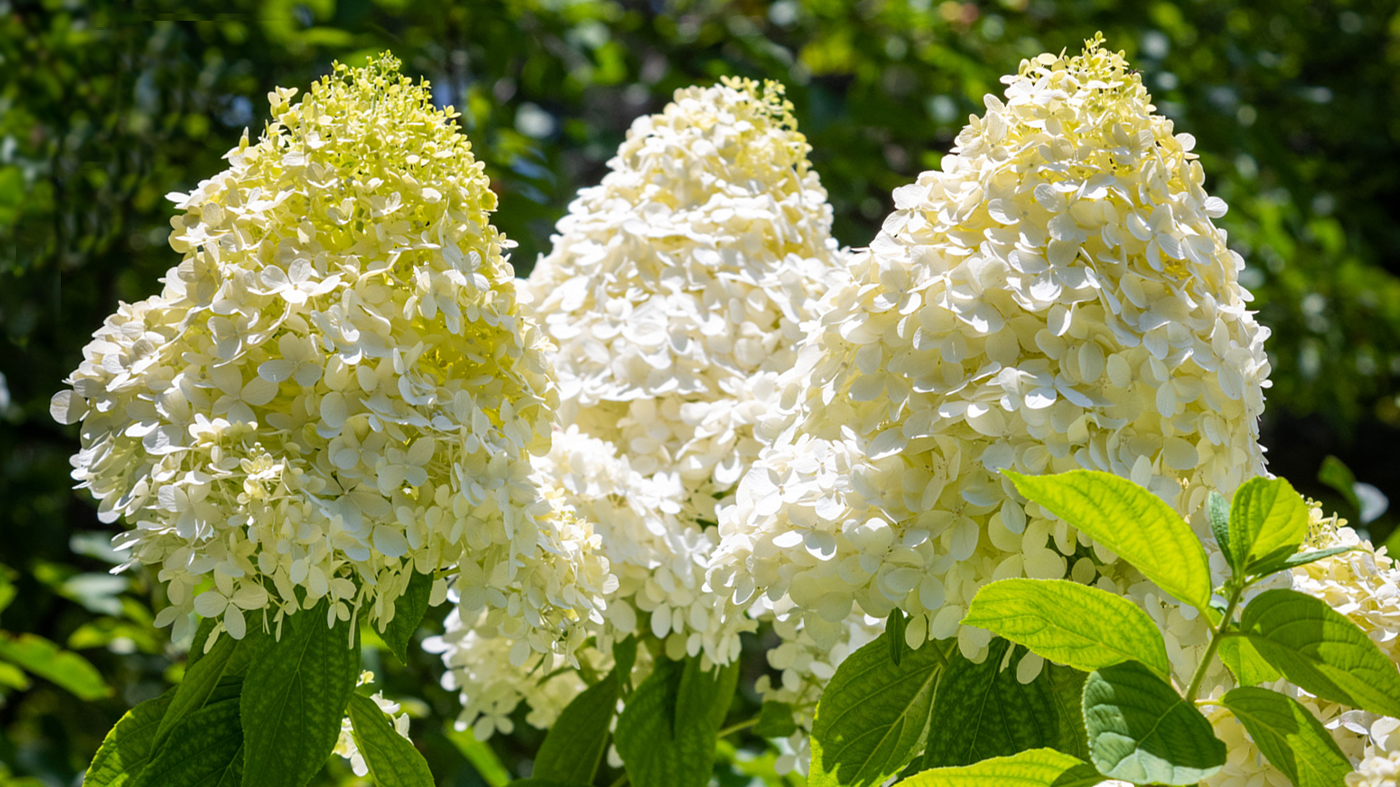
[50,56,611,651]
[438,78,842,737]
[709,36,1273,658]
[524,76,847,522]
[434,426,738,737]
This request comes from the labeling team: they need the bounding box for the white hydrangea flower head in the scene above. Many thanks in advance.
[434,425,745,736]
[333,671,412,777]
[709,35,1272,657]
[50,56,612,652]
[524,76,847,522]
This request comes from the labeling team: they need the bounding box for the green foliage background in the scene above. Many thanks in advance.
[2,0,1399,784]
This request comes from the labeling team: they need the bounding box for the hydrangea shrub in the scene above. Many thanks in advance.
[60,40,1400,787]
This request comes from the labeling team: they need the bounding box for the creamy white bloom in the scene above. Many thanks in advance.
[439,77,844,737]
[709,36,1272,663]
[51,57,610,653]
[525,76,847,523]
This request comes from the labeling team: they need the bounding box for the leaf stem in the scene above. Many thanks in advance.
[607,774,630,787]
[717,718,758,738]
[1184,581,1245,701]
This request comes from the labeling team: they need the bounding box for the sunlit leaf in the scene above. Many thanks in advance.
[1222,688,1351,787]
[809,633,953,787]
[1240,588,1400,716]
[1003,470,1212,610]
[962,578,1171,680]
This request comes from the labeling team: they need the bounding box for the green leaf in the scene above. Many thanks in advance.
[1318,455,1362,511]
[962,578,1172,680]
[1221,688,1351,787]
[614,655,739,787]
[129,695,244,787]
[240,604,362,787]
[0,632,112,700]
[753,701,799,739]
[1249,545,1357,578]
[1003,470,1212,611]
[444,727,509,787]
[613,636,638,694]
[532,669,619,784]
[922,639,1062,767]
[382,571,433,665]
[85,689,176,787]
[1218,635,1282,687]
[0,564,16,615]
[155,631,247,749]
[1082,661,1225,785]
[1230,477,1310,572]
[902,749,1103,787]
[1208,491,1234,569]
[346,692,434,787]
[189,617,219,667]
[1240,588,1400,717]
[888,608,908,666]
[1046,665,1090,762]
[808,633,954,787]
[0,660,29,690]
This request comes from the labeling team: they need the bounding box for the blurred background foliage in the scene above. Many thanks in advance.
[3,0,1400,784]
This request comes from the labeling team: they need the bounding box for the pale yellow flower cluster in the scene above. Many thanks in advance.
[436,77,843,737]
[525,76,846,522]
[51,57,611,652]
[708,35,1272,661]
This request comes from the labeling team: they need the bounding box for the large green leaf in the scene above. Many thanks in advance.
[613,655,738,787]
[902,749,1103,787]
[155,631,252,749]
[1240,588,1400,717]
[85,689,176,787]
[1003,470,1212,611]
[1221,688,1351,787]
[0,632,112,700]
[240,604,362,787]
[346,693,434,787]
[923,639,1061,767]
[129,695,244,787]
[1218,635,1282,687]
[1046,665,1090,762]
[1082,661,1225,785]
[381,571,433,665]
[1230,477,1309,572]
[962,578,1172,680]
[808,633,954,787]
[532,669,619,784]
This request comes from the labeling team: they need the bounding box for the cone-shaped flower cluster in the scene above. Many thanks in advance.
[434,77,847,737]
[51,57,612,650]
[709,35,1273,659]
[525,76,846,521]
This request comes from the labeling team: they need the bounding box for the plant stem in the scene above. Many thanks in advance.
[1184,581,1245,701]
[718,718,758,738]
[607,774,629,787]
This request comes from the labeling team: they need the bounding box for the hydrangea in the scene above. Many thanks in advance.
[709,36,1273,662]
[436,77,845,739]
[50,56,611,652]
[433,426,730,738]
[524,76,846,522]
